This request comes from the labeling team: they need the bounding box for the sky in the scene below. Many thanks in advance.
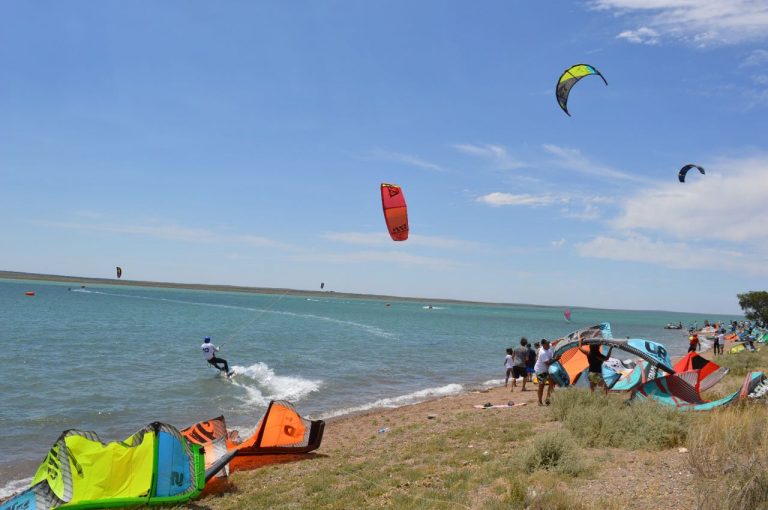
[1,1,767,314]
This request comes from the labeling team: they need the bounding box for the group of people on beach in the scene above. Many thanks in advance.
[504,334,614,405]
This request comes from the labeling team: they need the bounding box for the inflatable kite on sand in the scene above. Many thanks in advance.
[0,423,205,510]
[181,400,325,486]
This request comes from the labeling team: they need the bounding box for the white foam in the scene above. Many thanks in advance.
[481,378,505,387]
[317,383,464,420]
[0,477,32,501]
[230,362,321,407]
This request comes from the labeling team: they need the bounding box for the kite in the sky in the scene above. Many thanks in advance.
[678,164,705,183]
[381,183,409,241]
[116,266,122,279]
[556,64,608,116]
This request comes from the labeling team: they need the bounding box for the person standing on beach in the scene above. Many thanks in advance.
[504,348,515,387]
[511,338,529,392]
[526,342,537,383]
[578,335,612,395]
[201,336,234,377]
[714,329,725,356]
[534,339,555,405]
[688,332,700,353]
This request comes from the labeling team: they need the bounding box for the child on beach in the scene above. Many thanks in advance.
[504,348,515,387]
[534,339,555,406]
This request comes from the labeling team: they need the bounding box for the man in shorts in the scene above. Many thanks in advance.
[511,338,529,392]
[578,334,612,394]
[534,339,555,405]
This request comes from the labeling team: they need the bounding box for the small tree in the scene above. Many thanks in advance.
[737,291,768,323]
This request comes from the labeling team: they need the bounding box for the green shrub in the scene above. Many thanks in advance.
[550,388,690,450]
[520,430,586,476]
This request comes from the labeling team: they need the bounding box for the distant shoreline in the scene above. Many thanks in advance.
[0,270,737,316]
[0,270,521,308]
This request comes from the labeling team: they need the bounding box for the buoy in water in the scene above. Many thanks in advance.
[25,291,35,296]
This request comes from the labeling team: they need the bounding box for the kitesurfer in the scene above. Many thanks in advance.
[578,335,613,395]
[534,339,555,406]
[201,337,233,377]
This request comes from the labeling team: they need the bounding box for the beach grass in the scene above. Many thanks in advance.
[550,388,691,450]
[172,347,768,509]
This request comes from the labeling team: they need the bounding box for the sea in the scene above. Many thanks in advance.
[0,277,741,496]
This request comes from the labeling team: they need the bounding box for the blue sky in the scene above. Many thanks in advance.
[2,1,767,314]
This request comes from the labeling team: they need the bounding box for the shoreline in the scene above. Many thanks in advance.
[0,270,733,315]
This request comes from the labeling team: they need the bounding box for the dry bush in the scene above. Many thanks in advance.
[688,404,768,510]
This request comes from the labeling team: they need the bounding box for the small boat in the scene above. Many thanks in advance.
[25,291,35,296]
[664,323,683,330]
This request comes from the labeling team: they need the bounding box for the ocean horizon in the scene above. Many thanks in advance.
[0,276,742,497]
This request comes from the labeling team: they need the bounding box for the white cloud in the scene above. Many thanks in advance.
[542,144,650,183]
[453,143,525,170]
[741,49,768,67]
[322,231,484,250]
[612,156,768,243]
[476,192,563,207]
[577,234,768,275]
[551,238,567,248]
[368,148,446,172]
[29,219,295,249]
[306,250,459,269]
[617,26,660,44]
[592,0,768,46]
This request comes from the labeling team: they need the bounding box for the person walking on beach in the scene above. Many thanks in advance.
[526,342,537,383]
[511,338,529,392]
[504,348,515,387]
[201,336,234,377]
[534,339,555,406]
[688,332,700,353]
[578,335,612,395]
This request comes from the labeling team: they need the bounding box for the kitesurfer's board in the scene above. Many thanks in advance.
[473,403,527,409]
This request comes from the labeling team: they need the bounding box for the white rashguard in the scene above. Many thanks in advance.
[201,342,219,361]
[534,347,553,375]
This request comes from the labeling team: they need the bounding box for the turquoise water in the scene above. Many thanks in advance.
[0,278,740,493]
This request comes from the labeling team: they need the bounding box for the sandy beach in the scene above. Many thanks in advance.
[182,340,766,510]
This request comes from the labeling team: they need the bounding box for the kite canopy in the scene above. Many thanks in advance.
[182,401,325,484]
[673,352,729,392]
[116,266,122,279]
[678,164,705,183]
[1,422,205,510]
[551,335,674,387]
[633,371,766,411]
[556,64,607,116]
[548,323,614,387]
[380,183,409,241]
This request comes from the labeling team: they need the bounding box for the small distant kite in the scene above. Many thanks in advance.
[678,164,705,183]
[380,183,409,241]
[116,266,122,279]
[556,64,608,116]
[320,282,325,290]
